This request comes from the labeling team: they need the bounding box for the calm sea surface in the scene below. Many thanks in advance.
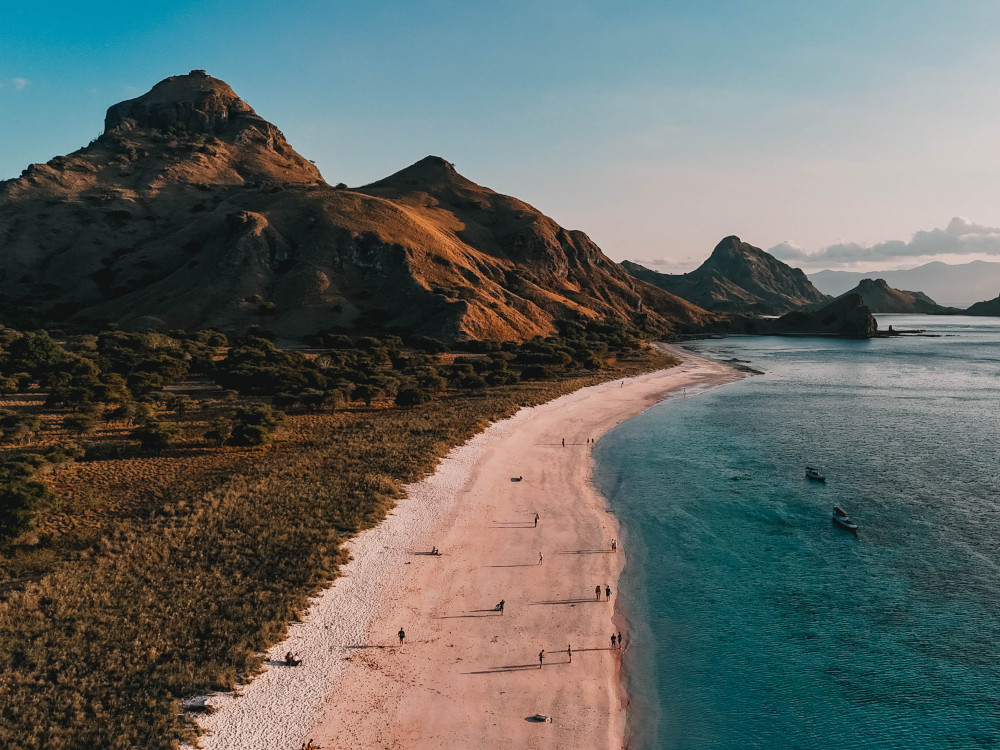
[595,316,1000,749]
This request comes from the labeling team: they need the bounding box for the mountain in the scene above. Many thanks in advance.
[0,70,715,341]
[809,261,1000,308]
[835,278,957,313]
[764,294,878,338]
[624,236,830,314]
[712,294,878,338]
[964,294,1000,316]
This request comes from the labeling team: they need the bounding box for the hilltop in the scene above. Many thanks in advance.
[810,260,1000,308]
[963,293,1000,316]
[0,71,714,341]
[623,236,830,314]
[835,278,958,314]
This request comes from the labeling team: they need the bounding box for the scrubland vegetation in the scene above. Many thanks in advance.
[0,320,676,749]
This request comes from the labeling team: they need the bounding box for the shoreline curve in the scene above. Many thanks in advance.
[187,344,744,750]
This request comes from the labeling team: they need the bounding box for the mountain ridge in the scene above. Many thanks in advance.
[809,260,1000,308]
[835,278,958,314]
[0,71,717,341]
[624,236,830,314]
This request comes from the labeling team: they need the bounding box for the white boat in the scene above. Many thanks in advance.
[832,506,858,533]
[805,466,826,482]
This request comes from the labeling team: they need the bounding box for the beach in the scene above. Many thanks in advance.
[190,346,743,750]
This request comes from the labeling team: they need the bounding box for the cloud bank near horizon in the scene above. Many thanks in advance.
[769,217,1000,268]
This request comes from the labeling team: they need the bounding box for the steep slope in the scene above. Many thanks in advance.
[0,72,715,341]
[964,294,1000,316]
[835,278,957,313]
[356,156,715,339]
[624,236,830,314]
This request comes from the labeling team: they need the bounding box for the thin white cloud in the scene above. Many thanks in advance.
[769,217,1000,268]
[11,78,29,91]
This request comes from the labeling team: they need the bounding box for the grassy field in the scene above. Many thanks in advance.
[0,346,677,749]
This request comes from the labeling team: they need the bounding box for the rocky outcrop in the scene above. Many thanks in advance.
[624,236,830,314]
[701,294,877,338]
[107,69,258,135]
[836,278,959,314]
[763,293,878,338]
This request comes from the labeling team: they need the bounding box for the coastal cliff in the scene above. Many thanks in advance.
[712,293,878,338]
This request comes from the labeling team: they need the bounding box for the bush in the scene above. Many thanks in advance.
[229,404,285,446]
[521,364,552,381]
[132,420,181,453]
[394,387,430,408]
[62,413,97,435]
[0,457,58,538]
[204,417,232,447]
[412,336,448,354]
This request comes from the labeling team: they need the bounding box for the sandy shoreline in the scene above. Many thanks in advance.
[188,345,743,750]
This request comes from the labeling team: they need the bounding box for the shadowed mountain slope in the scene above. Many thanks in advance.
[0,71,715,341]
[965,293,1000,316]
[835,278,958,314]
[623,236,830,314]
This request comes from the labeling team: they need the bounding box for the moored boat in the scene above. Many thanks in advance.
[832,506,858,533]
[805,466,826,482]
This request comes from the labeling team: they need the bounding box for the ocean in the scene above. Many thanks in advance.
[595,315,1000,749]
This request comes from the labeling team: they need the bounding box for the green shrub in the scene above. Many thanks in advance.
[132,420,181,453]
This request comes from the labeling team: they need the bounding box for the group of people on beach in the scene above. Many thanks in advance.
[596,584,612,601]
[300,740,319,749]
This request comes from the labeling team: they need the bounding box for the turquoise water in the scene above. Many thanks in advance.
[596,316,1000,749]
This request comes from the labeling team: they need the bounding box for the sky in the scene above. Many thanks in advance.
[3,0,1000,273]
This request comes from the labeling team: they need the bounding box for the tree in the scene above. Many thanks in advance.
[0,458,57,538]
[132,421,181,453]
[395,387,430,408]
[204,417,232,447]
[166,394,195,416]
[521,364,551,381]
[62,413,97,435]
[351,384,382,407]
[105,402,138,426]
[229,404,285,446]
[413,336,448,354]
[301,389,343,412]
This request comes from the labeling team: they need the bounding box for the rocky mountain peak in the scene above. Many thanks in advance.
[104,70,260,135]
[709,235,746,258]
[856,278,891,290]
[364,155,482,193]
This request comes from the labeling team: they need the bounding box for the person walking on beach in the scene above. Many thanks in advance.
[538,552,544,565]
[611,538,617,553]
[497,599,505,615]
[611,633,617,649]
[398,628,405,646]
[534,513,539,527]
[595,584,602,601]
[562,438,565,447]
[567,644,572,663]
[539,649,545,668]
[605,585,612,601]
[618,630,623,650]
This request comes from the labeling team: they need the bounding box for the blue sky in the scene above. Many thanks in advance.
[4,1,1000,271]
